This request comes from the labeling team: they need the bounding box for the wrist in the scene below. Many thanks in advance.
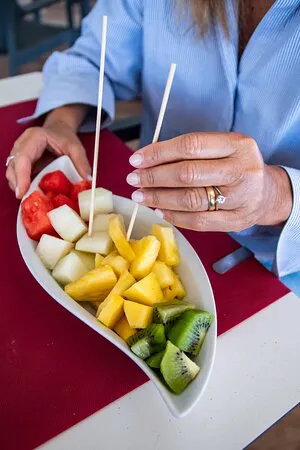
[44,104,90,133]
[258,165,293,226]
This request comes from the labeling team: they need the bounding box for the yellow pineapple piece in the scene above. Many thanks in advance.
[108,215,135,262]
[151,224,180,266]
[95,253,104,268]
[152,261,176,289]
[129,235,160,280]
[163,275,186,301]
[123,272,164,306]
[100,251,129,277]
[65,265,117,301]
[114,316,136,340]
[98,294,124,328]
[124,301,153,329]
[96,270,136,316]
[130,239,142,254]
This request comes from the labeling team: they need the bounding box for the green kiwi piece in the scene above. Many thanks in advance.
[153,300,195,325]
[167,309,213,356]
[146,350,165,369]
[160,341,200,394]
[131,337,152,359]
[127,323,166,347]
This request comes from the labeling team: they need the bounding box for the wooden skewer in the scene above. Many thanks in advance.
[126,63,177,241]
[88,15,108,237]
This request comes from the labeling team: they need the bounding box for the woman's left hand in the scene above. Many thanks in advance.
[126,132,292,232]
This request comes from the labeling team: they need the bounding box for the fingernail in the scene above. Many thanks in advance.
[15,186,20,199]
[155,209,164,219]
[87,174,93,181]
[131,191,144,203]
[126,172,140,186]
[129,153,143,167]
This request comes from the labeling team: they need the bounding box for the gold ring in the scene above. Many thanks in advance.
[205,186,216,211]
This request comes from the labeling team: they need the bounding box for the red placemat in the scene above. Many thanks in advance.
[0,101,289,450]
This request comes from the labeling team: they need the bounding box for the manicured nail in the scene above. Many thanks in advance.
[87,174,93,181]
[15,186,20,199]
[129,153,143,167]
[126,172,140,186]
[155,209,164,219]
[131,191,144,203]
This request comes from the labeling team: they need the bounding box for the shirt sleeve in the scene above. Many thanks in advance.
[18,0,143,130]
[275,166,300,277]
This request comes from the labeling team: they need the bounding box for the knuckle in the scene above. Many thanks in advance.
[179,161,199,185]
[145,168,155,186]
[181,189,203,211]
[151,190,160,207]
[148,143,162,164]
[181,133,202,157]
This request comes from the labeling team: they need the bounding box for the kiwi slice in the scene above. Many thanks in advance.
[127,324,166,347]
[160,341,200,394]
[167,309,213,356]
[146,350,165,369]
[128,324,166,360]
[153,300,195,325]
[131,337,153,359]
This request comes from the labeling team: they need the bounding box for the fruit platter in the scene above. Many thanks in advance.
[17,155,217,418]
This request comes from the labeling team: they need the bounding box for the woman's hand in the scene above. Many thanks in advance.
[6,105,91,199]
[127,132,293,232]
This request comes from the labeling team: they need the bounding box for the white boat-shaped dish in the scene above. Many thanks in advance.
[16,155,217,418]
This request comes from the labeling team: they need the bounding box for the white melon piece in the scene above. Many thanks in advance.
[36,234,74,270]
[92,213,116,232]
[52,252,89,286]
[71,250,95,271]
[78,188,113,221]
[48,205,87,242]
[75,232,113,255]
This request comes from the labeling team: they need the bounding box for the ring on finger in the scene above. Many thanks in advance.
[6,155,15,167]
[205,186,216,211]
[214,186,226,211]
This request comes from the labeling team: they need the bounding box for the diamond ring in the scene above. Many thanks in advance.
[214,186,226,210]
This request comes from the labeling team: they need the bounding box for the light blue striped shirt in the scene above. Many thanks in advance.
[22,0,300,291]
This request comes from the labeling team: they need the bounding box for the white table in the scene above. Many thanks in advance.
[2,73,299,450]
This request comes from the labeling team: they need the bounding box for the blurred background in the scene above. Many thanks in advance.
[0,0,141,147]
[0,1,299,448]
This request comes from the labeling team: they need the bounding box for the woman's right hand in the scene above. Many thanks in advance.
[6,106,91,199]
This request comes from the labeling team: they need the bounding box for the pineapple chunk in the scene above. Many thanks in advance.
[152,261,176,289]
[130,239,142,255]
[129,236,160,280]
[108,215,135,262]
[96,270,136,315]
[100,251,129,277]
[163,275,186,301]
[124,301,153,329]
[95,253,105,268]
[151,224,180,266]
[114,316,136,340]
[123,272,164,306]
[98,294,124,328]
[65,265,117,301]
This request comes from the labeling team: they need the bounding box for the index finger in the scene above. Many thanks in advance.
[129,132,237,168]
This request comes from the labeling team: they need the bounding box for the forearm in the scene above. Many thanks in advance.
[44,104,90,133]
